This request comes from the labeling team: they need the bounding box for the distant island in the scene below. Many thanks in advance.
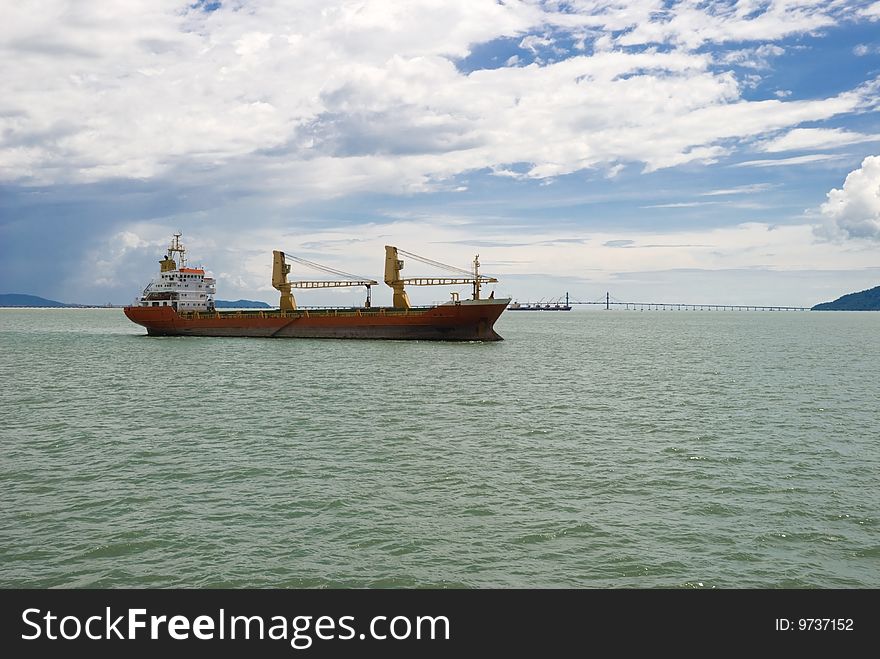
[2,293,272,309]
[1,293,89,307]
[812,285,880,311]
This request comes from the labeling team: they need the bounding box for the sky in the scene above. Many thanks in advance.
[1,0,880,307]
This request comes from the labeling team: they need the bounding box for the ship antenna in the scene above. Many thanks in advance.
[169,231,186,267]
[473,254,481,301]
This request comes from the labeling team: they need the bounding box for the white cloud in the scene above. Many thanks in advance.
[717,44,785,69]
[860,2,880,20]
[0,1,877,194]
[91,231,168,287]
[519,34,555,54]
[818,155,880,241]
[614,0,842,50]
[700,183,775,196]
[605,163,625,178]
[759,128,880,152]
[853,43,880,56]
[641,201,721,208]
[733,153,847,167]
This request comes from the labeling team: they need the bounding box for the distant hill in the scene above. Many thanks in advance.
[1,294,272,309]
[214,299,272,308]
[0,293,71,307]
[812,285,880,311]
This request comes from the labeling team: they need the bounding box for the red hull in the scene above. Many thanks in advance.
[124,300,509,341]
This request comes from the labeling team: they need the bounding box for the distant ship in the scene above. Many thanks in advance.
[508,293,572,311]
[124,234,510,340]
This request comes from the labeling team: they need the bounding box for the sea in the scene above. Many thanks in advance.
[1,308,878,588]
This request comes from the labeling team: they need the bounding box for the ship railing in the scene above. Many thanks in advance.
[296,305,434,310]
[175,306,435,320]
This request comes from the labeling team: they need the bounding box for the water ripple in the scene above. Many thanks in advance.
[1,309,879,588]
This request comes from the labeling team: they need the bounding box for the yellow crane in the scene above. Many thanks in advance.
[384,246,498,309]
[272,251,378,310]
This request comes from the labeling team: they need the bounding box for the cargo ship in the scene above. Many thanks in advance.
[124,234,510,340]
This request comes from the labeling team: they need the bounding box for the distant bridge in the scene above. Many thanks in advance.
[515,292,810,312]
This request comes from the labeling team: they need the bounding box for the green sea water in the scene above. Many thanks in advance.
[1,308,878,588]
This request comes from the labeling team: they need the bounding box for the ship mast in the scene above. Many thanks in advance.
[473,254,481,301]
[273,251,377,311]
[160,232,187,272]
[384,246,498,309]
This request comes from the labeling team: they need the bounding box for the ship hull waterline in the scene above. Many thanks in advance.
[124,299,510,341]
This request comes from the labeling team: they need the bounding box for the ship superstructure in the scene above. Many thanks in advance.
[134,233,216,312]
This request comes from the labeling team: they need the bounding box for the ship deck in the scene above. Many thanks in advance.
[177,305,438,320]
